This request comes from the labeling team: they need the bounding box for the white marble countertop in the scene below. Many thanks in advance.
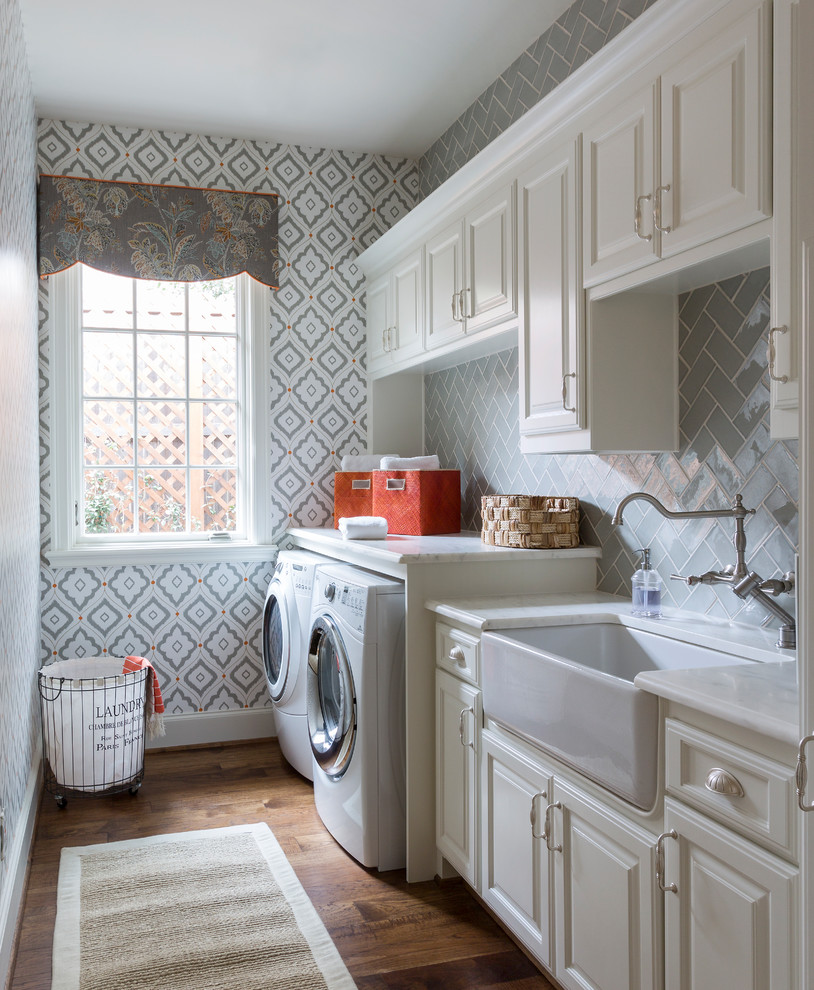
[425,592,799,745]
[289,527,602,564]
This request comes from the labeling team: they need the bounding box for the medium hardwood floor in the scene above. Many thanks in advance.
[9,739,557,989]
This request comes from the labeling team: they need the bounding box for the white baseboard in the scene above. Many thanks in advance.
[1,748,41,990]
[145,707,277,750]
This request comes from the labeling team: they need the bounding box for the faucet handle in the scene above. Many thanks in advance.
[671,573,691,584]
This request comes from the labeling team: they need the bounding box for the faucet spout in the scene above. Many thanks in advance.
[613,492,755,578]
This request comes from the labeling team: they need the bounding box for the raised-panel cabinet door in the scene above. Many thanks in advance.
[366,272,391,373]
[582,83,658,286]
[391,249,424,361]
[464,182,516,333]
[517,137,582,439]
[659,3,771,258]
[552,780,659,990]
[425,221,464,349]
[480,729,553,970]
[663,799,797,990]
[436,670,480,886]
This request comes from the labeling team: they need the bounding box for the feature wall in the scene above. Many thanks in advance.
[37,121,417,716]
[0,0,40,943]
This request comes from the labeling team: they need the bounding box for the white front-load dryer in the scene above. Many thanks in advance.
[306,563,405,871]
[262,549,327,780]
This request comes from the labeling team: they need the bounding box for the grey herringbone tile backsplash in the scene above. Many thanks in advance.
[425,269,799,625]
[418,0,660,198]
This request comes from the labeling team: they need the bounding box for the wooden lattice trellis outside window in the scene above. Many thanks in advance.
[81,267,239,536]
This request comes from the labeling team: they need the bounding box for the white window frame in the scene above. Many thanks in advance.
[48,266,274,565]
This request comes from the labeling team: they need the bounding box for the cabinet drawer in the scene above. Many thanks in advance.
[436,623,480,685]
[665,719,796,860]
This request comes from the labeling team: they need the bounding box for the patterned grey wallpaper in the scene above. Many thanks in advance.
[418,0,659,199]
[0,0,40,912]
[426,270,799,626]
[37,121,418,714]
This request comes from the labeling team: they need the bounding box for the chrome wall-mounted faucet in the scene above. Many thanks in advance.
[612,492,796,650]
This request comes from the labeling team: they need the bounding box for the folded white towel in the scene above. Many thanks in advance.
[338,516,388,540]
[340,454,398,472]
[379,455,441,471]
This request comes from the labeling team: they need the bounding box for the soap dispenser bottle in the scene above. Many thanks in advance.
[631,548,663,618]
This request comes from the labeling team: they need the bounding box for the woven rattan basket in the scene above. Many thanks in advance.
[481,494,580,549]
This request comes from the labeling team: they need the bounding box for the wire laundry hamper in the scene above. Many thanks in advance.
[38,657,148,808]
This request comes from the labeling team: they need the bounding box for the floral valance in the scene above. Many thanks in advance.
[37,175,280,288]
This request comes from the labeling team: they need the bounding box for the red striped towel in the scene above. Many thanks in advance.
[123,655,166,739]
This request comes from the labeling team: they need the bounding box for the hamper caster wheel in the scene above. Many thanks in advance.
[55,795,67,809]
[129,783,141,796]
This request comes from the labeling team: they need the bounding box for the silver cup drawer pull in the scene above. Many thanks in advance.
[704,767,744,798]
[448,645,467,667]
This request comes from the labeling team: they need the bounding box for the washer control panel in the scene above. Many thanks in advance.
[316,579,368,633]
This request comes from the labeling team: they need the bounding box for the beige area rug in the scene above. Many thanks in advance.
[52,823,357,990]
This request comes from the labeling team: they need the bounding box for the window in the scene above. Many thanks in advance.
[49,265,271,563]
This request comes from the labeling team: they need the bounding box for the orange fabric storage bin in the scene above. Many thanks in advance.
[373,470,461,535]
[333,472,373,527]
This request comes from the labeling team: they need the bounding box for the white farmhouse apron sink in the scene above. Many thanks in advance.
[481,620,751,810]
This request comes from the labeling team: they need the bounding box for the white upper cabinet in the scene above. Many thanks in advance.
[425,221,464,349]
[659,3,771,257]
[517,136,583,441]
[367,248,424,376]
[426,181,516,350]
[770,0,799,439]
[583,83,659,285]
[464,183,516,333]
[583,1,771,287]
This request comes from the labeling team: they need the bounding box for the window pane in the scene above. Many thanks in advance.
[190,468,237,532]
[138,468,186,533]
[189,278,237,334]
[83,331,134,397]
[137,333,186,398]
[137,401,186,465]
[84,400,134,466]
[136,279,185,331]
[189,401,237,465]
[81,266,133,329]
[83,469,134,534]
[189,335,237,399]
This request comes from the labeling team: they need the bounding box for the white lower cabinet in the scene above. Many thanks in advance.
[481,728,553,969]
[480,729,659,989]
[552,779,660,990]
[436,668,480,886]
[662,798,798,990]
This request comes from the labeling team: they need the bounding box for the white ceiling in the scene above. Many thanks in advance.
[19,0,573,159]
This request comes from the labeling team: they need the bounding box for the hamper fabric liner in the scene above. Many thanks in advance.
[39,657,148,792]
[481,494,580,549]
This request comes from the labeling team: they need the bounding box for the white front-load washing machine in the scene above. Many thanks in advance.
[306,563,406,871]
[262,549,327,780]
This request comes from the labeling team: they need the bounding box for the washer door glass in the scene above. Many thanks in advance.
[307,615,356,778]
[262,587,290,702]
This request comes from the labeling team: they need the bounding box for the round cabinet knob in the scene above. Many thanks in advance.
[324,582,336,602]
[704,767,744,798]
[448,645,466,667]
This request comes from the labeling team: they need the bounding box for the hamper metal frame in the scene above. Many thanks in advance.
[38,663,148,808]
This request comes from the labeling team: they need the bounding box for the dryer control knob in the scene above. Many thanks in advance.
[324,582,336,602]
